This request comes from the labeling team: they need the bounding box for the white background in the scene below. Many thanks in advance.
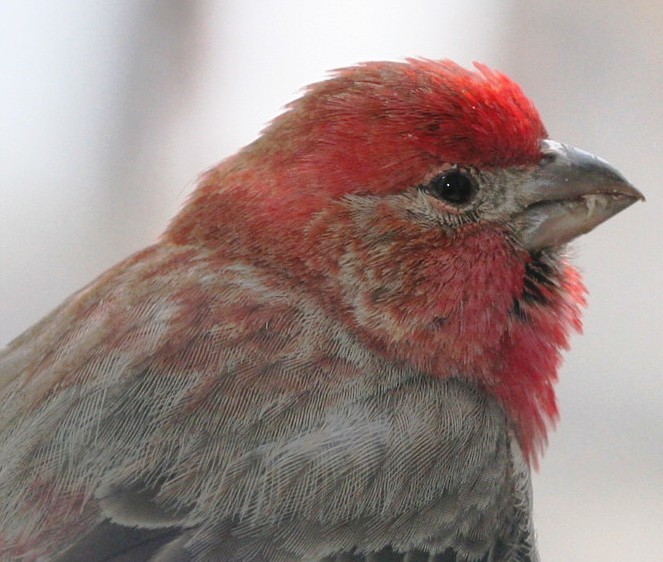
[1,2,661,560]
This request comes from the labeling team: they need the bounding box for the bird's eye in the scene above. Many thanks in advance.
[425,170,476,205]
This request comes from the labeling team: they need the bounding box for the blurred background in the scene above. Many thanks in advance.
[1,1,661,559]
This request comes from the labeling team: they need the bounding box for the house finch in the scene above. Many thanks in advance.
[0,59,642,561]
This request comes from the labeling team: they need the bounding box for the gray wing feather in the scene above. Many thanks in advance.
[0,256,537,561]
[54,523,186,562]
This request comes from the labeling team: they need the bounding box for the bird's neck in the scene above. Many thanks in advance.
[166,171,586,464]
[489,254,586,464]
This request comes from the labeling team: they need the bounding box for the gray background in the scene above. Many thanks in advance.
[1,2,661,560]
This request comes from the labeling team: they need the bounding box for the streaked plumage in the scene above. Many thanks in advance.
[0,60,642,561]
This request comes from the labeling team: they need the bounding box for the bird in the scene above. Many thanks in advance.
[0,59,643,562]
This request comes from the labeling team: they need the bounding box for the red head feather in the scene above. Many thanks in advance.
[168,59,547,244]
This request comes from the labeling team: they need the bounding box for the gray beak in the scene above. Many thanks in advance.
[517,140,644,252]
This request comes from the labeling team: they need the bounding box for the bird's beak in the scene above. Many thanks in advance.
[517,140,644,252]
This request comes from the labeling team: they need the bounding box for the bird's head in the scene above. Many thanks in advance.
[167,59,642,461]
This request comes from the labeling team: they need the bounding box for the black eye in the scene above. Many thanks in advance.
[426,170,476,205]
